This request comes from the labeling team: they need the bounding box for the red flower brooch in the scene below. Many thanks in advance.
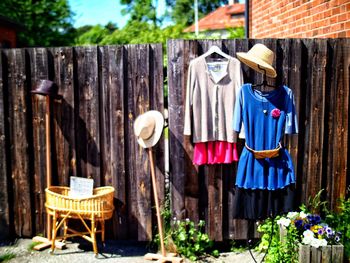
[271,108,281,118]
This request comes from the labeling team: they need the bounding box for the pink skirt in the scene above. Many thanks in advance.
[193,141,239,165]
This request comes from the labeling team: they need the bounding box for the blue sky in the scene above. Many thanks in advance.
[69,0,167,28]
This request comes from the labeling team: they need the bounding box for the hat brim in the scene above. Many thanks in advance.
[31,90,58,97]
[237,52,277,78]
[134,110,164,148]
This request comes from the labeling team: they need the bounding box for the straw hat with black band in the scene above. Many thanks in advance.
[134,110,164,148]
[236,43,277,78]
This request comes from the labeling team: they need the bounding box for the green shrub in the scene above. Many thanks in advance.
[153,202,218,261]
[170,218,219,261]
[257,216,299,263]
[325,186,350,259]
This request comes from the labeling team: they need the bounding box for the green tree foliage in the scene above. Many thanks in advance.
[75,25,110,45]
[75,0,244,46]
[228,27,245,39]
[166,0,227,26]
[100,21,185,46]
[121,0,159,26]
[0,0,75,47]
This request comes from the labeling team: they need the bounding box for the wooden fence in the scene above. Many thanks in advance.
[0,44,165,240]
[167,38,350,240]
[0,39,349,242]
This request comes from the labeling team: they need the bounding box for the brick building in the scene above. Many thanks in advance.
[0,15,23,48]
[184,3,245,38]
[247,0,350,38]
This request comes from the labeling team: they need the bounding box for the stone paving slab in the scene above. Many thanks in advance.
[0,239,264,263]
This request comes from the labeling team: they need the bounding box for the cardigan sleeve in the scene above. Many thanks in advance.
[184,61,194,135]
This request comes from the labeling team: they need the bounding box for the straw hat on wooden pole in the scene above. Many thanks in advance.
[134,110,182,263]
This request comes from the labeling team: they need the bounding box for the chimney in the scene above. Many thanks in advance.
[229,0,240,4]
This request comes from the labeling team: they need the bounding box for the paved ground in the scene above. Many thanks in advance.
[0,239,264,263]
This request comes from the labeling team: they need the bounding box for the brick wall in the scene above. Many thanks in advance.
[0,26,17,47]
[250,0,350,38]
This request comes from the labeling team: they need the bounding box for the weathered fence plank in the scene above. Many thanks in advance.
[181,40,199,225]
[6,49,33,237]
[149,44,165,209]
[149,44,166,237]
[326,39,349,209]
[74,46,101,184]
[0,51,10,239]
[284,39,304,202]
[302,39,328,203]
[167,39,187,221]
[126,44,153,241]
[51,47,76,186]
[29,48,49,235]
[99,45,127,239]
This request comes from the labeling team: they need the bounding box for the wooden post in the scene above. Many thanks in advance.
[45,96,52,240]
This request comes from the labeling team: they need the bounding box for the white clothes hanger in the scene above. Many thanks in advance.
[203,45,231,60]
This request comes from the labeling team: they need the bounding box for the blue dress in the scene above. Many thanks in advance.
[232,83,298,219]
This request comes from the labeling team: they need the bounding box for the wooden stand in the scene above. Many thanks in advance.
[32,96,66,251]
[144,148,182,263]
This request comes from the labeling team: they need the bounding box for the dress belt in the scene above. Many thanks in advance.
[245,143,282,159]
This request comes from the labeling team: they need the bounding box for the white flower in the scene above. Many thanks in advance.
[302,230,314,245]
[303,230,314,238]
[287,212,298,219]
[310,238,327,248]
[185,218,190,222]
[319,239,327,247]
[302,236,313,245]
[300,211,307,219]
[310,238,321,248]
[277,218,291,227]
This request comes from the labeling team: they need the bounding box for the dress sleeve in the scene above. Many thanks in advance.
[285,89,298,134]
[233,86,244,133]
[234,61,245,139]
[184,61,194,135]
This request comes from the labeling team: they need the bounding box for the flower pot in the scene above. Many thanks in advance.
[298,244,344,263]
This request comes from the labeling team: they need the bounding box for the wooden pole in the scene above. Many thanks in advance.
[32,92,66,251]
[144,147,182,262]
[45,96,52,240]
[148,147,166,257]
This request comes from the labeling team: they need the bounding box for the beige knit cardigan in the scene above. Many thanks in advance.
[184,55,243,143]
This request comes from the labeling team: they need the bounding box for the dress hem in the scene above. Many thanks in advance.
[235,181,296,191]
